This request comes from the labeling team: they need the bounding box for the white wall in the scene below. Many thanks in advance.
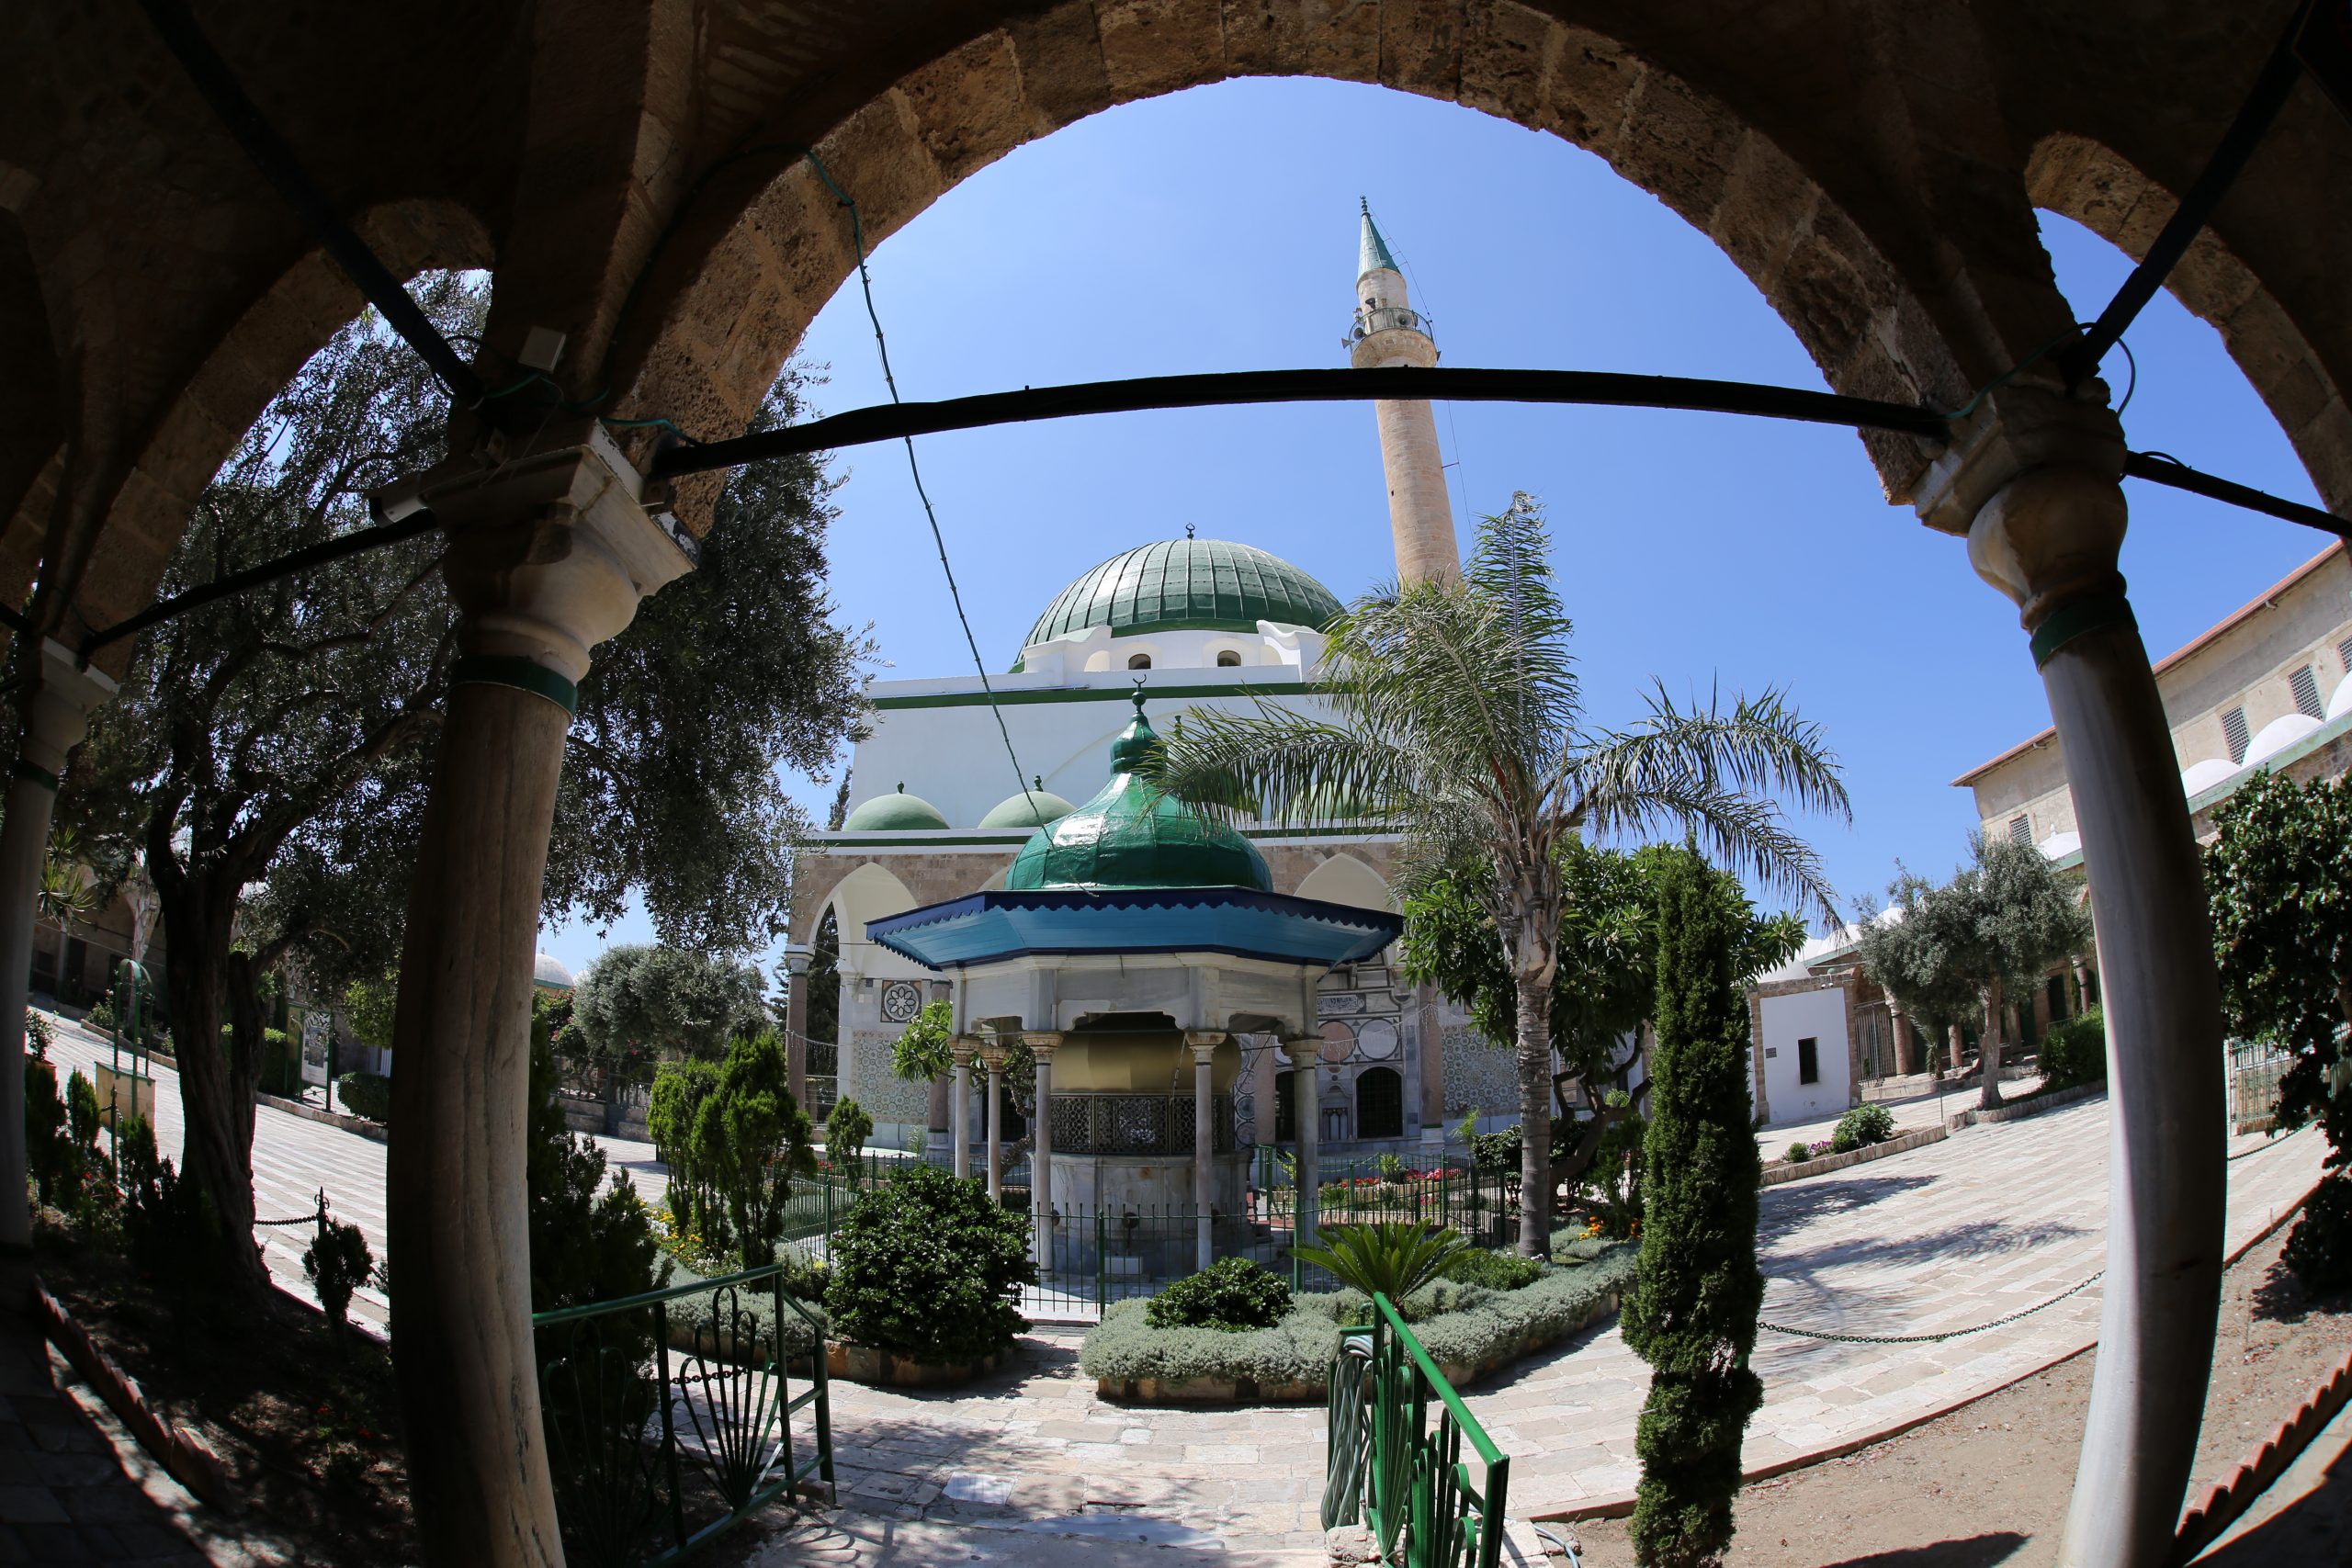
[1758,987,1852,1128]
[847,666,1347,830]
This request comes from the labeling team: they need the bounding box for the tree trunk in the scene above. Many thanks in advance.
[1980,976,2007,1110]
[153,858,269,1294]
[1513,970,1554,1258]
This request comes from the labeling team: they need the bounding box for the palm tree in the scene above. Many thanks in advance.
[37,827,99,1004]
[1152,496,1849,1255]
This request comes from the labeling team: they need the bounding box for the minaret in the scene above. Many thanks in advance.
[1347,201,1459,583]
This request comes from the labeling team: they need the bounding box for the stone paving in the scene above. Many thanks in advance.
[34,1010,2330,1556]
[767,1093,2324,1557]
[0,1258,211,1565]
[39,1013,663,1339]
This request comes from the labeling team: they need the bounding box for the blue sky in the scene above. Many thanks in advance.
[538,76,2328,981]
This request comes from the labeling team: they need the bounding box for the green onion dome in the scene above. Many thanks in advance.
[1005,695,1272,892]
[841,784,950,832]
[1013,538,1342,670]
[978,778,1077,830]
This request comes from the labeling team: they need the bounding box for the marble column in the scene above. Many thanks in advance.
[781,942,812,1109]
[0,641,118,1250]
[383,425,693,1566]
[1285,1035,1322,1251]
[950,1037,977,1179]
[980,1038,1005,1199]
[1187,1032,1222,1270]
[1024,1032,1061,1274]
[1921,392,2224,1568]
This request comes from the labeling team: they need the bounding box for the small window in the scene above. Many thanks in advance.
[1216,649,1241,668]
[1274,1071,1295,1142]
[2222,705,2251,762]
[2047,974,2067,1022]
[2337,635,2352,671]
[2291,664,2324,719]
[2086,967,2100,1006]
[1127,653,1152,671]
[2007,814,2031,845]
[1797,1037,1820,1085]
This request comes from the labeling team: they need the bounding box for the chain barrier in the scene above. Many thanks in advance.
[1758,1269,2105,1346]
[2226,1121,2309,1162]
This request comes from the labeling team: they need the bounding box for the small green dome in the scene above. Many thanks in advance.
[842,784,950,832]
[1006,696,1272,893]
[1014,538,1342,669]
[979,778,1076,829]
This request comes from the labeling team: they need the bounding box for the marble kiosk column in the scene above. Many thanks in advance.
[1186,1031,1222,1270]
[384,426,693,1566]
[950,1036,977,1179]
[1284,1034,1322,1250]
[981,1038,1005,1199]
[1024,1032,1061,1274]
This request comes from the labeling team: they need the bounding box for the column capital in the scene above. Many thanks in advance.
[977,1035,1008,1068]
[950,1035,979,1066]
[410,421,696,688]
[1281,1033,1322,1066]
[1912,385,2123,539]
[1184,1029,1226,1063]
[1022,1030,1064,1058]
[1914,389,2132,645]
[17,640,118,780]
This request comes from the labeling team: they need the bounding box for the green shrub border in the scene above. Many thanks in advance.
[1082,1237,1636,1403]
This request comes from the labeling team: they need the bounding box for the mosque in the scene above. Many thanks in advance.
[786,208,1518,1209]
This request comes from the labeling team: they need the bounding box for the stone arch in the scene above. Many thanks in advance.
[40,200,493,666]
[605,0,2055,516]
[814,860,922,977]
[2026,133,2352,515]
[1295,851,1396,912]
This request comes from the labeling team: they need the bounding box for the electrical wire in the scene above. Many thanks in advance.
[801,150,1041,819]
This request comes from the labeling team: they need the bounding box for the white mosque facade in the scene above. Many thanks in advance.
[787,209,1517,1168]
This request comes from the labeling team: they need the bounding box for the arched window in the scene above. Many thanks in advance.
[1356,1066,1404,1140]
[1216,649,1241,667]
[1127,652,1152,671]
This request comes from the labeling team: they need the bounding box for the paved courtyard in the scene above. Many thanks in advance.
[765,1093,2323,1560]
[35,1011,2329,1556]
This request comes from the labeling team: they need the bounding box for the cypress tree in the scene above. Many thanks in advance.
[1622,848,1766,1566]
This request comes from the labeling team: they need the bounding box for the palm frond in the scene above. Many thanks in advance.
[1574,767,1840,924]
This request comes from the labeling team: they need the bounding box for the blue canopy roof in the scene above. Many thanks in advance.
[865,886,1402,972]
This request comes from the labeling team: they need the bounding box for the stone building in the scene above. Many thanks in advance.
[1750,541,2352,1122]
[1960,541,2352,858]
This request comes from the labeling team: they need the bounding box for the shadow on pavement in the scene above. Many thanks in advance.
[1819,1532,2030,1567]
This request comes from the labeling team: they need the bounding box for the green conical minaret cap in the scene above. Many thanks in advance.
[1357,198,1400,281]
[1003,691,1272,893]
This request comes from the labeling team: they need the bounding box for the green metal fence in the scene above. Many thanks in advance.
[531,1262,834,1568]
[1323,1292,1511,1568]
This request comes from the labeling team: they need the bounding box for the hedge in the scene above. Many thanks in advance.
[1080,1238,1635,1393]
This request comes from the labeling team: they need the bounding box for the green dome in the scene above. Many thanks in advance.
[1006,696,1272,893]
[979,779,1076,829]
[842,784,950,832]
[1014,538,1342,669]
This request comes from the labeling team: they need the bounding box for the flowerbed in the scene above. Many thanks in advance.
[1082,1237,1636,1404]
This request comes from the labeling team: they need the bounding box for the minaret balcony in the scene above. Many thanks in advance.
[1343,304,1433,348]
